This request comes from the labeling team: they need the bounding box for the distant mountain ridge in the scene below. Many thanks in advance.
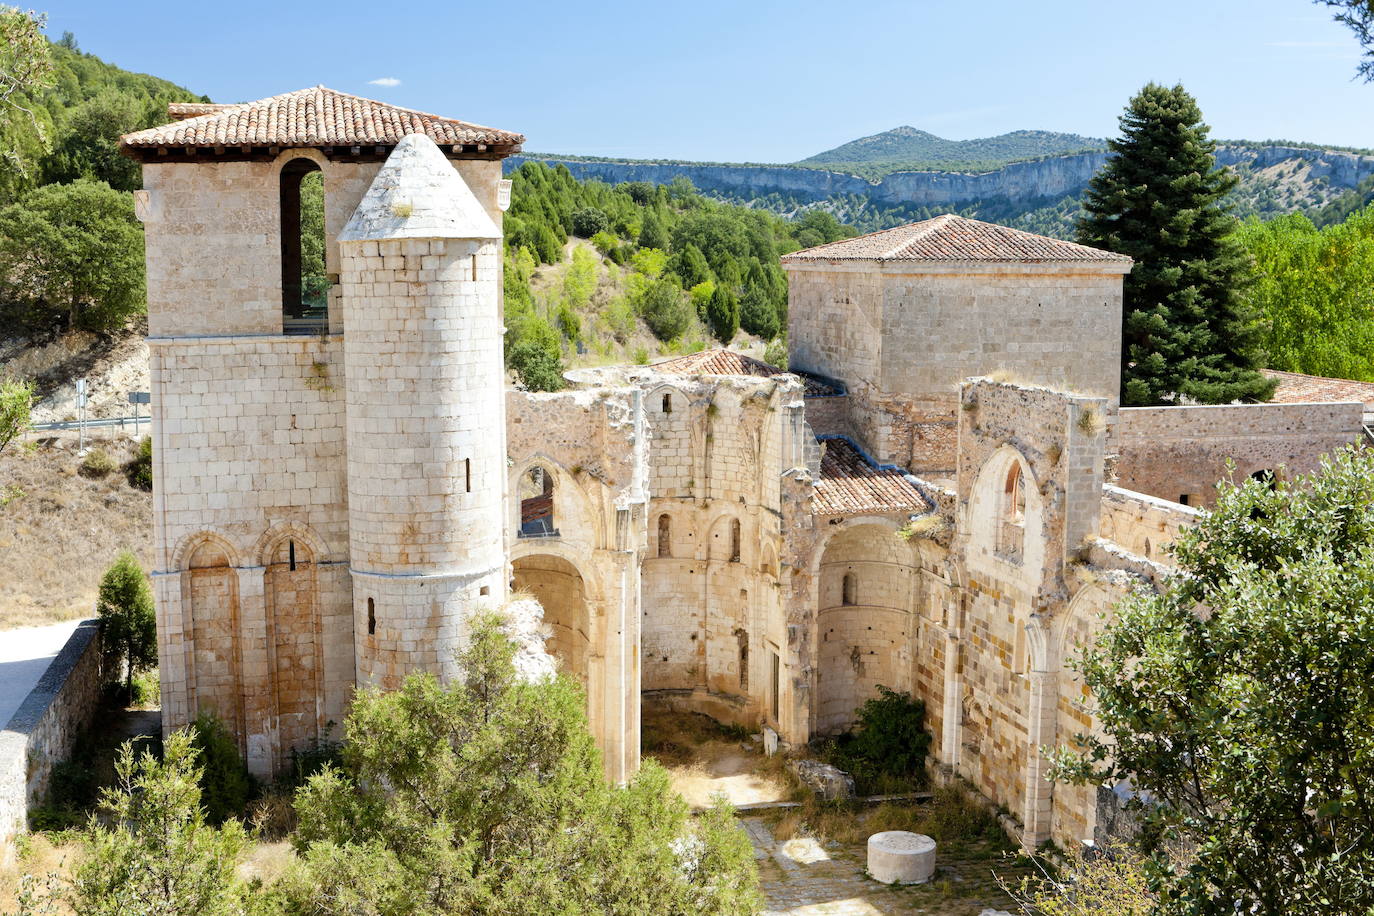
[507,132,1374,238]
[796,126,1107,177]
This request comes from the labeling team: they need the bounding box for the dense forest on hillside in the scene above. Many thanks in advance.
[1,34,203,202]
[796,126,1106,177]
[499,162,855,389]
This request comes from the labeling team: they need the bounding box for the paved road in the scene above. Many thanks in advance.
[0,619,83,728]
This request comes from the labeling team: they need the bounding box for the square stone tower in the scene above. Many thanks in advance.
[120,88,523,775]
[782,215,1131,477]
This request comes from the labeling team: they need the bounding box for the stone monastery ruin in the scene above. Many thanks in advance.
[121,88,1374,852]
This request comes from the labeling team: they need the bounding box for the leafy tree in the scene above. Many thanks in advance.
[562,245,598,310]
[290,611,760,915]
[96,551,157,699]
[590,229,619,255]
[638,208,668,249]
[0,178,144,330]
[42,89,146,191]
[739,281,779,340]
[689,280,715,319]
[61,730,252,916]
[670,243,712,288]
[636,279,693,342]
[631,246,668,279]
[0,7,53,197]
[509,337,565,391]
[705,285,739,344]
[570,206,608,238]
[1004,843,1153,916]
[0,377,32,456]
[1055,445,1374,915]
[1236,208,1374,380]
[1076,84,1273,405]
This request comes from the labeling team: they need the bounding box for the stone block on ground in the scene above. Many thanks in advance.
[787,759,854,800]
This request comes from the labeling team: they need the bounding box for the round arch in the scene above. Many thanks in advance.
[813,518,920,735]
[967,445,1045,574]
[172,529,241,571]
[511,553,592,693]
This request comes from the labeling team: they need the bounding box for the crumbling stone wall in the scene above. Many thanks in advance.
[1099,485,1201,562]
[1116,401,1364,507]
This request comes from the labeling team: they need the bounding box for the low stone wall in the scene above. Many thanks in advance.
[1116,401,1364,508]
[1099,485,1201,563]
[0,619,103,845]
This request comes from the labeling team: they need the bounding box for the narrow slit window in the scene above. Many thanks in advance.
[661,393,672,414]
[288,540,296,572]
[367,597,376,636]
[471,253,478,281]
[770,652,781,722]
[729,519,741,563]
[465,458,472,493]
[842,571,856,606]
[737,624,749,691]
[657,514,671,558]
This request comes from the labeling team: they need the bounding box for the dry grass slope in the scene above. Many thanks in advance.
[0,438,153,629]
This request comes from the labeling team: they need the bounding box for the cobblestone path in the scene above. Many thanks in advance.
[744,817,1023,916]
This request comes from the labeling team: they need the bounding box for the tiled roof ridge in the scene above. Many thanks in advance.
[120,85,524,151]
[781,213,1131,264]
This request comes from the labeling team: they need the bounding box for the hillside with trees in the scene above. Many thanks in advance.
[500,162,854,389]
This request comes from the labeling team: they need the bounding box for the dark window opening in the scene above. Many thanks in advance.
[471,253,478,281]
[367,597,376,636]
[661,393,672,414]
[288,540,296,572]
[479,585,490,597]
[729,518,741,563]
[281,159,328,335]
[657,514,671,558]
[736,626,749,691]
[770,652,780,722]
[465,458,472,493]
[1179,494,1190,506]
[518,466,557,538]
[842,571,856,606]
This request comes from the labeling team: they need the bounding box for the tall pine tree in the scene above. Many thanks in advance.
[1077,83,1274,406]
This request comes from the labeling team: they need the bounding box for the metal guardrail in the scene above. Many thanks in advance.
[30,415,146,432]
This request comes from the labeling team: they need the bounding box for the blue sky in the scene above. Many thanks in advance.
[43,0,1374,162]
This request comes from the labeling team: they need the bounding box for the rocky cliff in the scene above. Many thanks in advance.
[506,145,1374,213]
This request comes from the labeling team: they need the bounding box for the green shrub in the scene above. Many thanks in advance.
[635,278,691,342]
[823,686,931,795]
[509,339,565,392]
[79,447,116,478]
[124,435,151,490]
[189,712,253,824]
[570,206,608,238]
[130,669,160,706]
[96,551,156,699]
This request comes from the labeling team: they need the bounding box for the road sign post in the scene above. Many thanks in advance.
[128,390,150,438]
[76,379,87,451]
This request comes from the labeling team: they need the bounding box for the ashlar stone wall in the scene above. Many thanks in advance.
[1116,401,1365,508]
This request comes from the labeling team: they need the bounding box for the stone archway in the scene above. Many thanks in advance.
[815,522,918,735]
[512,554,591,693]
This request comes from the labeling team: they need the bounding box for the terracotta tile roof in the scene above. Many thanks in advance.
[121,86,523,153]
[1265,369,1374,410]
[652,348,839,397]
[813,438,932,517]
[167,102,231,121]
[781,214,1131,264]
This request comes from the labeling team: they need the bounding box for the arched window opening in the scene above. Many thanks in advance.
[661,393,672,414]
[366,597,376,636]
[998,462,1026,563]
[729,518,741,563]
[842,571,857,606]
[518,466,557,538]
[657,514,672,557]
[281,159,328,335]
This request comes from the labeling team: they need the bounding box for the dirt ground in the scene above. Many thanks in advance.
[0,437,153,629]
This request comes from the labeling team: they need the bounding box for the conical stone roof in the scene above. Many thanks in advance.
[339,133,500,242]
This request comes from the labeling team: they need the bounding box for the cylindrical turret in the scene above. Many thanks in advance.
[338,133,506,686]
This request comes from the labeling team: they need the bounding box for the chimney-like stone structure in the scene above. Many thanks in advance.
[338,133,507,686]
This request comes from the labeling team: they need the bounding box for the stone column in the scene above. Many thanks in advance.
[1021,613,1058,848]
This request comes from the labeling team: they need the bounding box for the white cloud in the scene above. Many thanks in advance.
[368,77,401,87]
